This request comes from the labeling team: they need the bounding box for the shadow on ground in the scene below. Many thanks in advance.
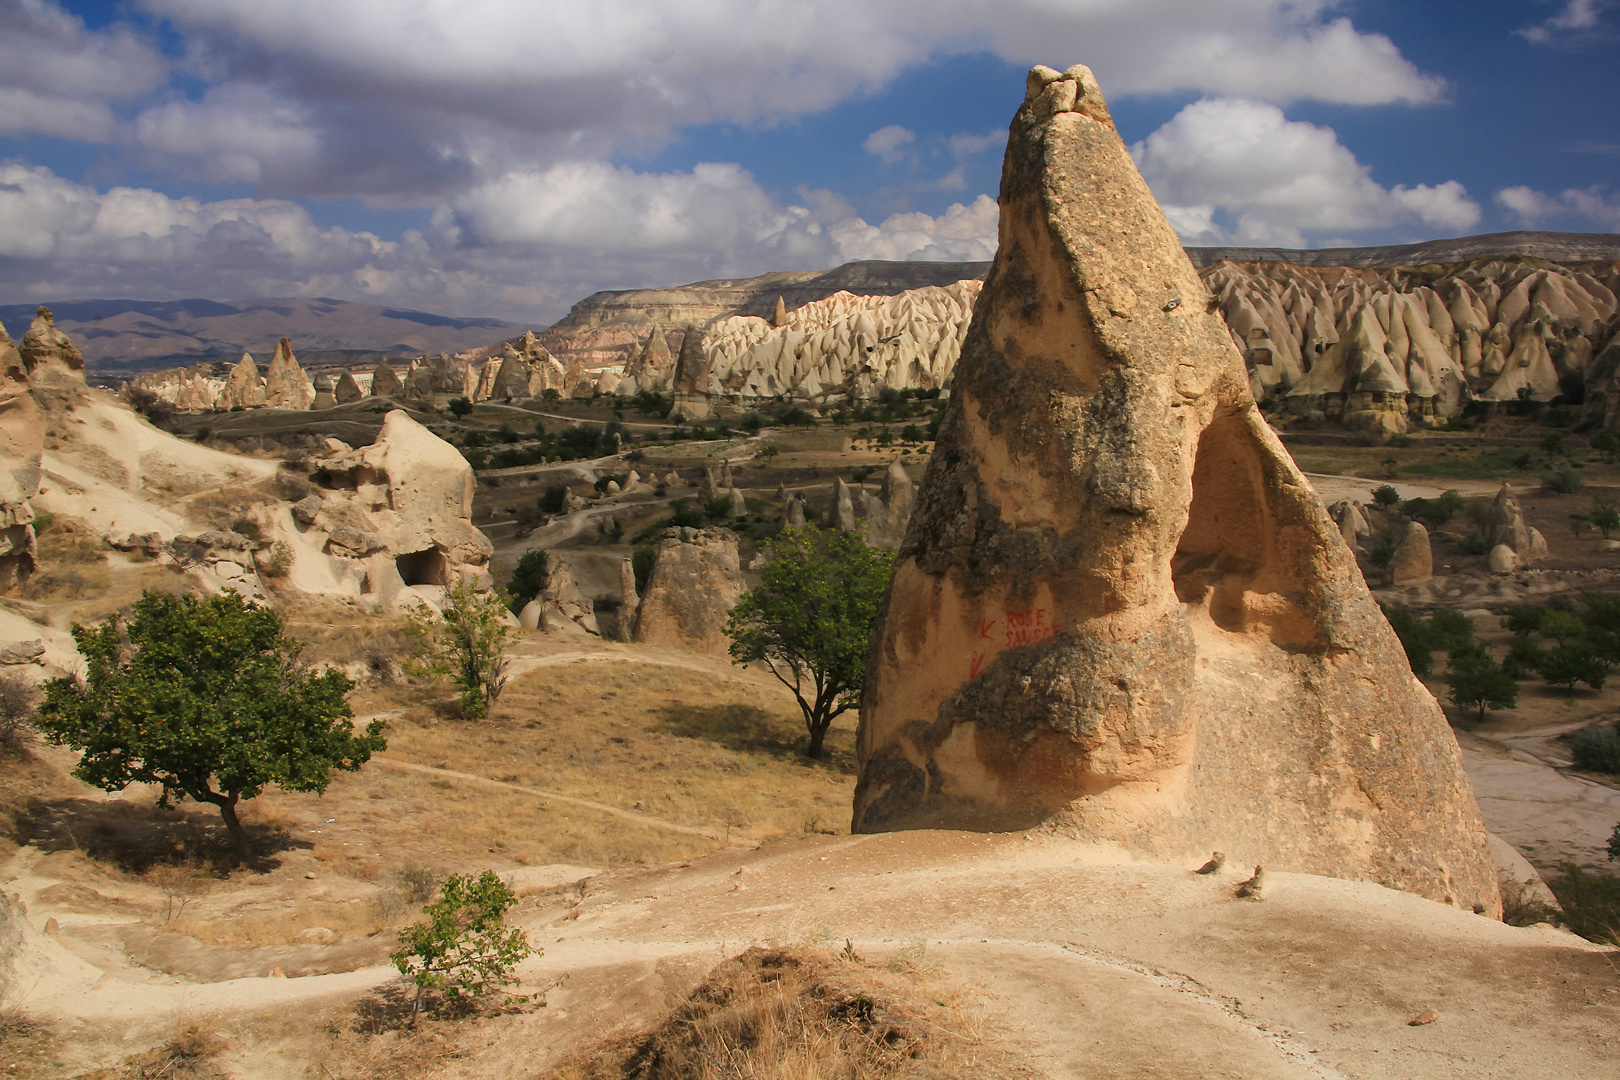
[22,797,305,874]
[653,703,856,774]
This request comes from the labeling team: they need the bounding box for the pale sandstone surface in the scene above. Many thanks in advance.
[17,308,85,386]
[12,830,1614,1080]
[853,65,1499,915]
[632,526,744,658]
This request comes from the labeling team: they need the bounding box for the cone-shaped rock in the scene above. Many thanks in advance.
[265,337,314,409]
[311,372,337,410]
[671,326,713,420]
[221,352,266,409]
[333,371,363,404]
[852,64,1499,915]
[371,359,404,398]
[772,296,788,328]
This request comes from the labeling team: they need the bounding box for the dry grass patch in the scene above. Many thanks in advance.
[554,945,1036,1080]
[374,659,857,842]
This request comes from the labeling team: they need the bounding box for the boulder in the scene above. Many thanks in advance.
[371,359,404,398]
[1527,527,1549,561]
[333,371,364,404]
[633,527,745,658]
[291,495,325,525]
[851,63,1499,917]
[1490,544,1518,574]
[1389,521,1433,585]
[517,598,543,630]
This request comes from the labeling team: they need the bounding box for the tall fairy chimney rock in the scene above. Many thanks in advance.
[671,325,713,420]
[264,337,314,409]
[852,64,1500,915]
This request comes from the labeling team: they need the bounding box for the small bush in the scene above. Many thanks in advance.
[1371,484,1401,508]
[538,485,569,515]
[0,674,36,750]
[1571,725,1620,773]
[1546,863,1620,946]
[260,540,294,578]
[396,861,437,903]
[1367,530,1397,570]
[391,869,537,1022]
[1542,466,1585,495]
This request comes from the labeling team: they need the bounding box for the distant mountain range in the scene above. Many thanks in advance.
[0,296,528,370]
[7,231,1616,373]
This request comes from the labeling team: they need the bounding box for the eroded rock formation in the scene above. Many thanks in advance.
[632,527,744,658]
[298,410,494,607]
[852,63,1500,915]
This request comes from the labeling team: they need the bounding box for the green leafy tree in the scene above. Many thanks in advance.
[1536,643,1608,692]
[35,591,382,847]
[1425,609,1476,652]
[1538,609,1588,646]
[1445,644,1519,722]
[404,578,516,719]
[1381,606,1434,677]
[1588,498,1620,539]
[725,524,895,758]
[1503,605,1548,638]
[447,397,474,418]
[391,870,536,1023]
[1371,484,1401,508]
[506,549,549,610]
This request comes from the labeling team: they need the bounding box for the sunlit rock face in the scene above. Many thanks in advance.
[852,64,1501,917]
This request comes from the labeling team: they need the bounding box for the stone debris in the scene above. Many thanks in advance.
[1195,852,1226,875]
[1235,866,1266,900]
[852,63,1500,916]
[0,639,45,665]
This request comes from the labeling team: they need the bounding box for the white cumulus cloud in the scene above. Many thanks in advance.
[0,0,167,140]
[0,162,1000,323]
[1131,98,1480,247]
[1518,0,1608,42]
[1497,185,1620,231]
[864,125,917,165]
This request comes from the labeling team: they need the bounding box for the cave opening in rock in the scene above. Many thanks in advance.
[395,547,448,587]
[1170,411,1271,633]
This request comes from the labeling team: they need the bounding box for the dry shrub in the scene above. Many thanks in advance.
[1499,872,1561,928]
[0,673,36,751]
[122,1023,228,1078]
[556,946,1030,1080]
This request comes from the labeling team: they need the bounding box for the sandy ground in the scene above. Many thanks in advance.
[9,829,1617,1079]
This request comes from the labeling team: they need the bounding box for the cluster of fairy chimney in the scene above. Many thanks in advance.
[121,330,613,411]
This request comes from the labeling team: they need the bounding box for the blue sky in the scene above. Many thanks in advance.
[0,0,1615,324]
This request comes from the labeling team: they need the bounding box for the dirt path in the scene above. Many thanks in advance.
[365,757,752,846]
[22,830,1614,1079]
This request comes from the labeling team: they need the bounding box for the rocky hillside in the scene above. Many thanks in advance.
[535,232,1620,370]
[0,297,526,370]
